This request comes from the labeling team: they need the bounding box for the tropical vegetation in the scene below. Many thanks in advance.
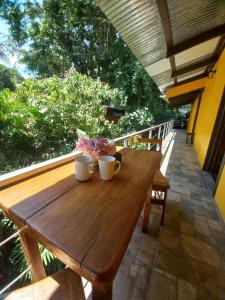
[0,64,24,91]
[0,0,162,109]
[0,0,179,289]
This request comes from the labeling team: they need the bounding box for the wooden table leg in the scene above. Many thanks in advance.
[19,231,46,282]
[92,283,112,300]
[142,185,152,233]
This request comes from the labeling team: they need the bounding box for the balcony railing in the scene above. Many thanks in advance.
[0,119,174,295]
[115,120,174,148]
[0,120,174,189]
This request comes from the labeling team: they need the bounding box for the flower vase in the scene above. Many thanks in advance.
[85,153,99,173]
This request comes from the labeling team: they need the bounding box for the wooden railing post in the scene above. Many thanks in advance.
[123,140,128,148]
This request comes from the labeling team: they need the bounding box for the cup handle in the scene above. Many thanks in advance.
[114,160,121,175]
[88,164,95,174]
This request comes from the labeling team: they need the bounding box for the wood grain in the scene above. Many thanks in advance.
[0,148,161,297]
[0,162,78,223]
[0,152,79,189]
[24,149,161,284]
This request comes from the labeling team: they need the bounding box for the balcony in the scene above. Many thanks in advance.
[112,130,225,300]
[0,0,225,298]
[0,127,224,299]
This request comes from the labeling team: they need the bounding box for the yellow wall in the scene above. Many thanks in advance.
[215,166,225,221]
[167,48,225,220]
[193,49,225,167]
[187,98,198,133]
[167,49,225,167]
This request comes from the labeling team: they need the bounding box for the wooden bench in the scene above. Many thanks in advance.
[152,169,170,225]
[3,268,85,300]
[186,132,194,144]
[129,137,170,225]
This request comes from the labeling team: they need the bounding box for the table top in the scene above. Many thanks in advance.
[0,148,161,284]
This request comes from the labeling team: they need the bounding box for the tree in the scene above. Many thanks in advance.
[0,0,163,110]
[0,64,24,91]
[0,68,124,173]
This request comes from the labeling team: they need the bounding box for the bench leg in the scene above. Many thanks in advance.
[161,190,167,226]
[142,185,152,233]
[186,134,189,144]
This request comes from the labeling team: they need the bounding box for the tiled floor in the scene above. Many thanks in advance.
[112,130,225,300]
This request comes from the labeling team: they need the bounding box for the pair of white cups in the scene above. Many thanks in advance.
[75,155,121,181]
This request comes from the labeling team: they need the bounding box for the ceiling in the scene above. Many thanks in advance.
[97,0,225,96]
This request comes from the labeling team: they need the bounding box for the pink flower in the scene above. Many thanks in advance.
[75,138,116,157]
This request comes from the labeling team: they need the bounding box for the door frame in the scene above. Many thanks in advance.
[203,85,225,186]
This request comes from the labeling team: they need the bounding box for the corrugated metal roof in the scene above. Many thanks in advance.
[168,0,225,46]
[151,69,173,88]
[174,37,219,67]
[98,0,167,67]
[97,0,225,94]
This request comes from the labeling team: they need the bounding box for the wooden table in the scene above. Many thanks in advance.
[0,148,161,299]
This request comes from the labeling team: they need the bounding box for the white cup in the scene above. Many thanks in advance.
[98,155,121,180]
[75,155,94,181]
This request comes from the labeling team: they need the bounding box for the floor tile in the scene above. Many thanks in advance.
[109,130,225,299]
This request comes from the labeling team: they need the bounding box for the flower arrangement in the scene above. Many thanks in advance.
[75,138,116,162]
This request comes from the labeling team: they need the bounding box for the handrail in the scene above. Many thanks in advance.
[0,244,49,295]
[0,226,28,247]
[0,266,31,295]
[0,224,30,295]
[115,120,174,148]
[0,151,81,188]
[0,120,174,189]
[114,120,171,143]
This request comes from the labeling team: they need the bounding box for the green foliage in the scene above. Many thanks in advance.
[0,0,177,286]
[113,108,154,136]
[0,64,24,91]
[0,0,162,109]
[0,69,124,174]
[9,241,64,283]
[0,210,64,287]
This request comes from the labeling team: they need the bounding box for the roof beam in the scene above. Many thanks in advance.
[213,35,225,57]
[205,35,225,73]
[169,56,177,84]
[156,0,177,84]
[171,56,218,77]
[174,73,207,87]
[167,24,225,57]
[166,77,207,98]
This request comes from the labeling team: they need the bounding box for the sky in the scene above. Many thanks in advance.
[0,19,30,78]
